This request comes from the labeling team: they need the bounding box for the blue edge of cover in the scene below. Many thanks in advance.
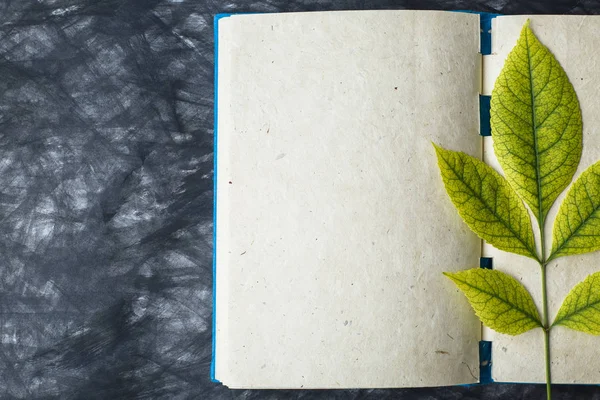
[212,10,500,386]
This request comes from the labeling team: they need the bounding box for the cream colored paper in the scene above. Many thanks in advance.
[483,15,600,384]
[215,10,482,388]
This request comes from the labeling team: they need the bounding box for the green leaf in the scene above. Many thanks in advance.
[444,268,542,335]
[434,144,538,261]
[490,20,582,224]
[552,271,600,334]
[549,161,600,261]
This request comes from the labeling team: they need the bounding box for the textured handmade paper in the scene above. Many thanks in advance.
[483,15,600,384]
[215,10,481,388]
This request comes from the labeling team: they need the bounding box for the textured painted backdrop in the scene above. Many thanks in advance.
[1,1,599,399]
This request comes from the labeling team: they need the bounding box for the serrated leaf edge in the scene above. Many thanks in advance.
[434,143,540,262]
[552,271,600,334]
[444,269,543,335]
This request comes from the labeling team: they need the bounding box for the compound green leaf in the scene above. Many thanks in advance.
[490,20,582,224]
[444,268,542,335]
[434,144,538,261]
[552,271,600,334]
[549,161,600,262]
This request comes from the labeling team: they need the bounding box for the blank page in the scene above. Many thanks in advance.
[215,10,481,388]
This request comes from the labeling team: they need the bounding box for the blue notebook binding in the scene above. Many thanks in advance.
[212,10,500,386]
[479,257,494,383]
[477,12,500,137]
[473,10,500,384]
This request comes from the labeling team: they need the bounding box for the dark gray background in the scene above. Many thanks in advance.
[0,0,598,399]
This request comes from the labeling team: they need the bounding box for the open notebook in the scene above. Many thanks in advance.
[213,10,600,388]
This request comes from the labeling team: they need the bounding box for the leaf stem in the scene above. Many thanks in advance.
[541,262,551,400]
[539,215,551,400]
